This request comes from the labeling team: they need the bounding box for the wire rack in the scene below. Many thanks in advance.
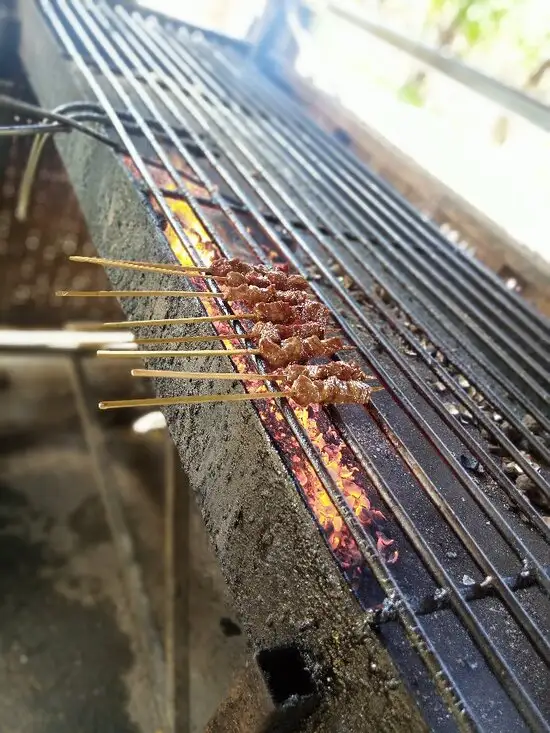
[20,0,550,729]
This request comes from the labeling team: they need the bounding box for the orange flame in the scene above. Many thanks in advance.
[123,156,397,577]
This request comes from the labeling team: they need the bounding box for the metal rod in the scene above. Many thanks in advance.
[47,1,469,724]
[193,32,550,410]
[99,7,550,714]
[108,0,550,614]
[161,18,550,490]
[163,27,550,513]
[123,8,550,571]
[41,1,550,727]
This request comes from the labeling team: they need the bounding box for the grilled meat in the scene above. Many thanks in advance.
[288,375,374,406]
[275,362,365,386]
[223,283,312,306]
[258,334,345,368]
[249,321,330,341]
[224,270,308,291]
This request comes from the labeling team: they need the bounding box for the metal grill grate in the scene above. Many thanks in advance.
[29,0,550,730]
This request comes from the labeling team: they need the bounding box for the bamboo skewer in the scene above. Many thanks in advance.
[125,330,341,346]
[70,255,207,273]
[99,391,288,410]
[97,348,258,358]
[131,369,275,380]
[69,257,287,286]
[132,333,251,345]
[57,289,220,298]
[98,385,385,411]
[130,368,378,381]
[102,314,258,328]
[97,347,354,359]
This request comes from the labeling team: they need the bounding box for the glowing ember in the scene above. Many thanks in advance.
[122,156,397,583]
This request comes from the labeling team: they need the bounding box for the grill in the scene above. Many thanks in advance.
[12,1,550,730]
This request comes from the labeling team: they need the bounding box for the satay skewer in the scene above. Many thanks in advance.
[97,348,260,358]
[102,314,257,328]
[131,369,275,380]
[130,368,377,381]
[132,331,339,346]
[70,255,206,273]
[57,289,221,298]
[98,386,384,411]
[69,256,308,290]
[99,391,287,410]
[132,333,251,345]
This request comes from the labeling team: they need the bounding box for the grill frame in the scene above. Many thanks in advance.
[16,1,550,730]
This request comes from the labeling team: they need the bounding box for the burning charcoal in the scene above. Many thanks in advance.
[460,454,485,475]
[516,474,550,511]
[492,412,503,423]
[433,381,447,393]
[403,347,417,357]
[457,375,470,389]
[445,404,460,417]
[435,350,447,365]
[522,414,541,434]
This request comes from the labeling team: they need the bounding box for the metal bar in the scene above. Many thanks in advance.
[327,1,550,132]
[200,43,550,406]
[125,10,550,570]
[234,50,550,344]
[38,1,550,727]
[367,564,550,623]
[97,1,550,706]
[41,0,480,724]
[182,30,550,438]
[110,0,550,591]
[160,22,550,509]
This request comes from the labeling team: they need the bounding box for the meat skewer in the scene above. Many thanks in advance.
[97,335,351,369]
[130,362,376,383]
[57,284,313,306]
[98,381,383,410]
[99,301,331,329]
[131,321,334,346]
[69,256,307,290]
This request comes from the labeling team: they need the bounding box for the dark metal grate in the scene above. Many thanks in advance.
[35,0,550,730]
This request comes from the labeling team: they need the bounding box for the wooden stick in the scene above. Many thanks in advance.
[130,331,340,346]
[131,369,275,380]
[96,349,258,358]
[132,333,251,345]
[130,368,378,381]
[72,258,203,278]
[56,289,220,298]
[98,386,385,410]
[102,314,257,328]
[99,391,288,410]
[70,255,208,273]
